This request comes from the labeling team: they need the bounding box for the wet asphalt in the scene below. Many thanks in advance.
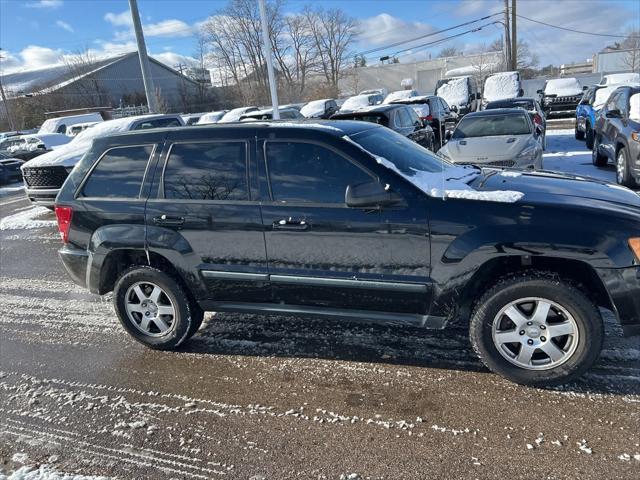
[0,181,639,479]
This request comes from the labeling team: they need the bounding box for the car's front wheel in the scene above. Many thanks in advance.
[469,274,603,387]
[616,146,637,188]
[585,124,594,150]
[113,266,203,350]
[574,123,584,140]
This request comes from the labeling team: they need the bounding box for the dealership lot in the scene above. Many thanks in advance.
[0,128,639,479]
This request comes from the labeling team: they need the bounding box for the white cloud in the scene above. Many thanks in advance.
[153,52,199,70]
[358,14,435,48]
[26,0,63,8]
[55,20,74,33]
[144,19,193,38]
[104,10,132,27]
[20,45,65,68]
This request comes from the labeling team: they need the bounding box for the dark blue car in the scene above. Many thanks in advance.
[575,85,605,149]
[0,152,24,184]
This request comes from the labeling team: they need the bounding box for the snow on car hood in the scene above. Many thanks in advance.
[440,135,532,162]
[483,72,519,102]
[437,77,468,107]
[544,78,582,96]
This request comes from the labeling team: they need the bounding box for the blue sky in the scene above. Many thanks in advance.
[1,0,638,74]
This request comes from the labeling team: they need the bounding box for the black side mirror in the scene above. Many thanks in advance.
[582,85,588,90]
[536,89,543,95]
[37,143,46,149]
[346,180,403,208]
[450,105,458,113]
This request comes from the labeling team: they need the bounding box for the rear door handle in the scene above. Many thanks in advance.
[272,219,309,231]
[153,214,185,227]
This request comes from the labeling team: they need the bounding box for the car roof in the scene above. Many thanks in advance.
[336,104,404,115]
[466,108,529,117]
[97,119,381,144]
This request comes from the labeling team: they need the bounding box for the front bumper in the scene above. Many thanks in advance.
[25,187,59,206]
[597,266,640,336]
[59,244,89,289]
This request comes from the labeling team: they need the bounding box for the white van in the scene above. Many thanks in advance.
[38,113,104,135]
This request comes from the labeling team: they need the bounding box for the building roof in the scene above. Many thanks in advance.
[2,52,197,99]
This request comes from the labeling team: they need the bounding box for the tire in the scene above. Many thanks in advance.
[585,125,594,150]
[469,273,603,387]
[574,124,584,140]
[616,146,637,188]
[592,135,608,167]
[113,266,203,350]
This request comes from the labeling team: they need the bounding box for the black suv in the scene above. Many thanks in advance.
[56,121,640,387]
[330,104,435,151]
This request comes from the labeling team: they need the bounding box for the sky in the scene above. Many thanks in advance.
[0,0,638,75]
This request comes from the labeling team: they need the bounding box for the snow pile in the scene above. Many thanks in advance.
[0,206,56,230]
[372,154,524,203]
[437,77,469,107]
[0,182,24,198]
[300,99,330,118]
[630,93,640,122]
[2,464,111,480]
[340,95,373,112]
[483,72,519,102]
[544,78,582,96]
[383,90,418,104]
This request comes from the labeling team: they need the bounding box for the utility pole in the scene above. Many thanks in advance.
[503,0,511,71]
[173,63,187,75]
[511,0,518,71]
[0,49,16,130]
[128,0,159,113]
[258,0,279,119]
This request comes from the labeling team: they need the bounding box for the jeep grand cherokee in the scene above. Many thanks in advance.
[54,121,640,387]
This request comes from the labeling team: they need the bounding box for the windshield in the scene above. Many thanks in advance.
[350,127,452,174]
[341,95,372,111]
[452,114,531,139]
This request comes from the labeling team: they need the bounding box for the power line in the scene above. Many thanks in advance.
[516,14,638,39]
[355,12,504,57]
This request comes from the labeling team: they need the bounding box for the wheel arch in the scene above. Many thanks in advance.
[456,256,614,323]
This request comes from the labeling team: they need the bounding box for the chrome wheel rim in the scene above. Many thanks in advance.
[617,151,625,183]
[492,297,579,371]
[125,282,176,337]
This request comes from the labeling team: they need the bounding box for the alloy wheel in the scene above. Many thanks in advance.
[492,297,579,371]
[125,281,176,337]
[617,150,626,184]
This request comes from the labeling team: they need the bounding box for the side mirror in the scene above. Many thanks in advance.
[346,180,403,208]
[450,105,458,113]
[606,109,621,118]
[37,143,46,149]
[583,85,589,90]
[536,89,543,95]
[444,130,453,143]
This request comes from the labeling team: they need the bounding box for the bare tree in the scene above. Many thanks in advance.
[303,6,357,95]
[438,46,460,58]
[489,38,538,71]
[620,29,640,72]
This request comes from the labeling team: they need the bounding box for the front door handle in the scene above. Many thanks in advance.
[153,214,185,227]
[272,218,310,231]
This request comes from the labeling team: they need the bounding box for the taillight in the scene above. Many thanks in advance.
[55,206,73,243]
[533,114,542,125]
[424,115,433,121]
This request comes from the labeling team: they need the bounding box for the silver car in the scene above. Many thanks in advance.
[438,108,544,169]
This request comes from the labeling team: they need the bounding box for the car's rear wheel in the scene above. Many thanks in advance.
[469,274,603,387]
[113,266,203,350]
[592,136,608,167]
[585,124,594,149]
[616,146,637,188]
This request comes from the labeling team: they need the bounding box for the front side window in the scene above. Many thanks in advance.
[265,141,372,204]
[615,91,628,115]
[82,145,154,198]
[164,142,248,200]
[395,108,412,128]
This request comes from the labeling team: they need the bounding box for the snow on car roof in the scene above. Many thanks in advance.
[437,77,468,107]
[594,83,640,110]
[600,73,640,86]
[383,90,418,104]
[22,115,172,168]
[544,78,582,96]
[483,72,520,102]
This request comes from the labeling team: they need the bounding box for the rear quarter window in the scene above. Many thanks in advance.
[82,145,154,198]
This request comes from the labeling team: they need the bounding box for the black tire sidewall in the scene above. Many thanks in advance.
[113,266,193,350]
[470,277,603,387]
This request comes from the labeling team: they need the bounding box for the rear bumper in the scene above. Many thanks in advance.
[59,244,89,289]
[597,266,640,336]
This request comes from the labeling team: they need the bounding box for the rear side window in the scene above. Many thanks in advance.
[82,145,154,198]
[164,142,248,200]
[265,141,372,204]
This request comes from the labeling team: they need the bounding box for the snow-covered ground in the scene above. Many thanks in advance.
[543,129,619,184]
[0,183,25,199]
